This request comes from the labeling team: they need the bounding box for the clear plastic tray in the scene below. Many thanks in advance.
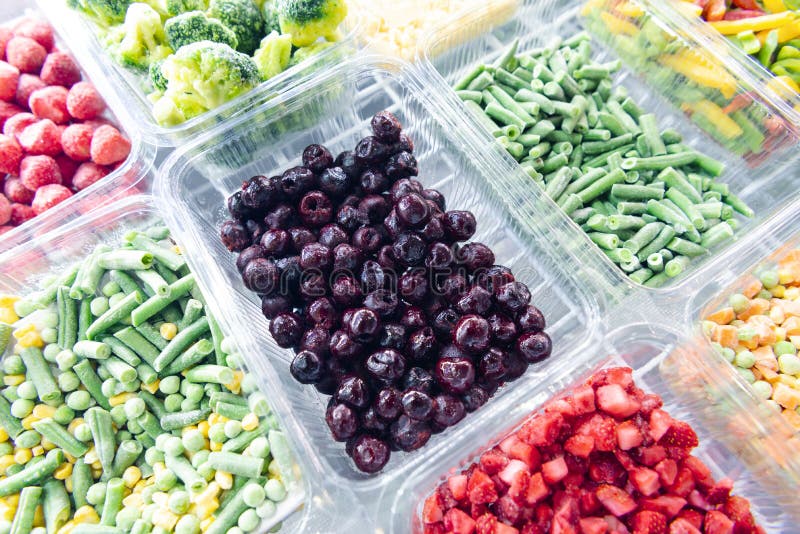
[155,53,604,492]
[418,0,800,297]
[0,194,311,534]
[0,1,155,253]
[35,0,360,147]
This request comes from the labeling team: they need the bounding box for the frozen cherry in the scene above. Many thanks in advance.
[358,194,390,224]
[456,286,493,316]
[352,226,383,253]
[260,229,291,256]
[332,243,362,272]
[260,295,291,319]
[393,233,426,266]
[318,224,348,248]
[371,110,402,143]
[360,169,389,194]
[496,281,531,315]
[354,135,390,167]
[475,265,514,294]
[335,375,371,410]
[227,190,252,221]
[264,204,297,229]
[407,327,437,362]
[516,331,552,363]
[242,258,279,294]
[504,352,528,381]
[487,312,517,345]
[439,274,468,304]
[458,243,495,272]
[366,349,406,382]
[399,270,428,304]
[431,394,466,428]
[461,386,489,412]
[402,390,433,421]
[390,415,431,452]
[377,245,396,269]
[385,151,418,179]
[335,150,360,178]
[269,312,303,348]
[390,178,423,203]
[326,403,358,441]
[347,308,380,343]
[374,387,402,420]
[378,323,406,350]
[300,243,332,271]
[300,327,330,356]
[299,272,327,300]
[435,357,475,394]
[440,343,467,360]
[443,210,477,241]
[331,275,361,307]
[360,261,386,293]
[479,347,508,382]
[281,166,315,199]
[351,435,390,473]
[329,330,364,361]
[220,220,249,252]
[306,297,337,329]
[518,305,545,333]
[242,175,281,210]
[402,367,435,394]
[318,166,351,198]
[363,289,399,318]
[275,255,302,292]
[383,209,403,240]
[433,308,460,340]
[395,192,430,228]
[236,245,266,273]
[245,220,266,244]
[422,189,445,211]
[299,190,333,227]
[302,144,333,173]
[361,408,388,433]
[395,132,414,153]
[336,204,366,232]
[288,226,316,251]
[453,315,490,354]
[290,350,325,384]
[419,215,445,242]
[424,295,448,318]
[425,242,453,270]
[400,306,426,330]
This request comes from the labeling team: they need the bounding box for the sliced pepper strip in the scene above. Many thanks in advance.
[710,11,795,34]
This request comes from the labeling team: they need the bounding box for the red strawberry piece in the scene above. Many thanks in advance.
[0,61,20,102]
[496,523,520,534]
[595,484,636,517]
[705,478,733,505]
[578,489,602,516]
[668,467,695,498]
[569,384,596,415]
[547,398,577,418]
[448,475,468,502]
[606,367,635,390]
[668,518,701,534]
[629,467,660,497]
[525,472,549,505]
[9,202,36,226]
[40,52,81,87]
[443,508,476,534]
[616,420,644,450]
[495,495,521,525]
[614,449,636,470]
[16,74,45,109]
[4,178,33,204]
[90,125,130,165]
[681,457,711,483]
[5,37,46,74]
[655,459,678,486]
[703,511,734,534]
[424,525,447,534]
[588,453,625,486]
[66,81,105,120]
[507,469,531,505]
[640,394,663,415]
[0,194,10,225]
[564,434,594,458]
[468,469,498,505]
[19,119,61,156]
[61,123,93,161]
[422,492,444,524]
[542,456,568,484]
[0,28,12,59]
[470,502,489,520]
[438,484,459,510]
[499,435,518,456]
[20,155,61,191]
[509,440,541,470]
[659,422,698,450]
[686,491,710,511]
[576,414,616,452]
[596,384,640,419]
[29,86,69,124]
[480,450,509,475]
[579,517,609,534]
[0,134,23,175]
[640,496,687,518]
[649,410,674,442]
[721,496,754,528]
[499,459,529,486]
[3,112,36,139]
[635,446,667,467]
[518,411,564,447]
[55,154,78,188]
[13,19,54,52]
[475,513,497,534]
[631,510,668,534]
[677,509,703,530]
[31,183,71,214]
[0,101,22,129]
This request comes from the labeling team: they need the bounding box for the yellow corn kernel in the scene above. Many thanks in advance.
[32,404,56,419]
[152,509,179,531]
[31,445,44,457]
[152,492,169,507]
[772,285,787,298]
[41,438,57,452]
[193,498,219,520]
[0,295,20,307]
[787,287,800,300]
[207,414,222,426]
[83,448,99,465]
[200,517,214,531]
[192,482,220,504]
[3,374,24,386]
[710,11,795,35]
[171,245,181,255]
[74,505,100,524]
[67,418,84,433]
[0,427,9,443]
[0,308,18,325]
[14,448,32,464]
[57,520,75,534]
[241,413,258,431]
[0,455,16,475]
[214,470,233,490]
[109,392,135,407]
[152,461,166,474]
[141,380,160,394]
[65,477,73,493]
[21,414,37,430]
[54,462,73,480]
[0,504,13,523]
[210,440,223,452]
[33,505,45,527]
[122,493,144,509]
[160,323,178,341]
[224,371,243,393]
[197,421,210,437]
[122,466,142,488]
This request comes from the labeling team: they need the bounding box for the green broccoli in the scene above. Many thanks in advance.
[150,40,261,126]
[68,0,133,27]
[252,31,292,80]
[288,39,333,66]
[261,1,280,34]
[164,11,238,50]
[276,0,347,47]
[107,3,173,71]
[149,58,168,91]
[206,0,264,55]
[165,0,209,15]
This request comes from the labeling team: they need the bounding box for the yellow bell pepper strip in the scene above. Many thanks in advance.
[709,11,795,35]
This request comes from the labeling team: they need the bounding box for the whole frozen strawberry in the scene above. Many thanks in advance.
[31,183,71,214]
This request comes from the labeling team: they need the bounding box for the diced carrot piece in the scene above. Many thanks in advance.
[742,278,763,299]
[755,365,779,381]
[750,321,776,345]
[706,307,735,325]
[781,409,800,430]
[772,383,800,410]
[783,316,800,335]
[753,346,778,370]
[740,337,759,350]
[737,298,770,320]
[779,250,800,264]
[712,325,739,348]
[779,299,800,317]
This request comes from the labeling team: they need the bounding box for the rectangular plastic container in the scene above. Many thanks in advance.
[385,324,797,533]
[155,53,605,492]
[417,0,800,298]
[35,0,360,147]
[0,193,318,534]
[0,1,155,254]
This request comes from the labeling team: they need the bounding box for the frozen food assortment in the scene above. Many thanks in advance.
[421,366,763,534]
[65,0,349,126]
[0,18,131,232]
[0,222,298,533]
[219,110,552,473]
[454,33,752,286]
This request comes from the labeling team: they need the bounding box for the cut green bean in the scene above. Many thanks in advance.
[20,347,60,404]
[10,485,41,534]
[0,449,63,496]
[153,317,209,372]
[86,292,143,340]
[32,418,88,457]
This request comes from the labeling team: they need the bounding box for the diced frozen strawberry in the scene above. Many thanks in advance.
[13,19,54,52]
[480,450,509,475]
[0,194,11,225]
[705,478,733,505]
[595,484,636,517]
[588,453,625,486]
[616,420,644,450]
[509,440,541,470]
[499,435,517,456]
[3,112,35,139]
[596,384,640,419]
[9,202,35,226]
[16,74,45,110]
[721,496,754,528]
[0,101,22,129]
[631,510,667,534]
[629,467,660,497]
[576,414,616,452]
[19,119,61,156]
[686,491,710,511]
[547,398,577,418]
[635,446,667,467]
[449,475,468,502]
[525,472,549,505]
[519,411,564,447]
[423,492,444,524]
[495,523,520,534]
[495,495,521,525]
[648,410,674,442]
[668,518,701,534]
[606,367,635,390]
[469,469,499,505]
[425,524,447,534]
[40,52,81,87]
[579,517,609,534]
[640,496,687,518]
[667,467,695,498]
[470,502,489,520]
[678,509,703,530]
[66,81,105,120]
[507,469,531,505]
[29,86,69,124]
[499,459,530,486]
[0,61,20,102]
[0,134,22,175]
[614,450,636,470]
[444,508,476,534]
[31,183,71,214]
[551,513,577,534]
[54,154,78,188]
[0,28,12,60]
[61,123,93,162]
[681,457,711,483]
[4,178,33,204]
[475,513,497,534]
[5,37,46,74]
[569,384,596,415]
[542,456,568,484]
[20,154,61,190]
[438,484,459,509]
[654,459,678,486]
[90,125,130,165]
[564,434,594,458]
[639,394,663,415]
[659,422,698,450]
[703,511,734,534]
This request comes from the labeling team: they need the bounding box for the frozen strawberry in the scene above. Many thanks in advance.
[3,112,35,139]
[0,62,20,102]
[681,457,711,483]
[649,410,674,442]
[468,469,498,505]
[508,440,540,470]
[39,52,80,87]
[578,517,609,534]
[55,154,78,188]
[29,86,69,124]
[635,446,667,467]
[9,202,36,226]
[702,510,734,534]
[631,510,667,534]
[480,450,509,475]
[659,422,698,450]
[18,119,61,156]
[0,194,11,225]
[90,125,130,165]
[20,155,61,190]
[564,434,594,458]
[499,459,529,486]
[60,123,93,162]
[13,19,54,52]
[448,475,468,502]
[525,472,549,505]
[66,81,105,120]
[0,134,23,175]
[595,485,636,517]
[0,101,22,129]
[576,413,616,452]
[616,420,644,450]
[495,494,521,525]
[31,183,71,214]
[654,459,678,486]
[704,478,733,505]
[668,518,701,534]
[0,28,12,60]
[541,456,568,484]
[475,513,497,534]
[443,508,475,534]
[5,37,46,74]
[687,490,711,511]
[4,178,34,204]
[422,493,444,524]
[569,384,595,415]
[519,411,564,447]
[507,469,530,504]
[720,496,755,528]
[588,453,625,486]
[668,467,695,498]
[596,384,640,419]
[629,467,660,497]
[641,496,687,519]
[15,74,45,109]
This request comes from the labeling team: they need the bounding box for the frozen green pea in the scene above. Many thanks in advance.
[40,327,57,344]
[248,436,270,458]
[10,398,33,418]
[66,390,91,411]
[737,367,756,383]
[115,507,140,530]
[42,343,60,363]
[87,482,106,505]
[196,462,214,480]
[228,528,244,534]
[57,371,80,392]
[90,296,110,317]
[110,405,127,426]
[184,383,204,403]
[226,353,243,369]
[163,436,184,457]
[760,270,779,289]
[734,350,755,369]
[720,347,735,363]
[55,350,77,372]
[238,509,260,532]
[175,514,200,534]
[757,289,772,300]
[775,340,796,356]
[778,354,800,375]
[241,374,258,394]
[0,443,11,456]
[144,447,164,466]
[224,420,242,439]
[190,449,209,469]
[208,423,226,443]
[242,483,266,507]
[141,486,157,505]
[751,380,772,399]
[737,326,756,341]
[53,404,74,425]
[122,379,140,393]
[74,422,92,442]
[16,381,37,400]
[729,293,749,313]
[2,355,24,374]
[125,397,146,419]
[154,468,177,491]
[155,433,170,451]
[2,387,18,403]
[180,398,198,412]
[101,378,117,398]
[220,337,235,355]
[264,478,286,502]
[164,393,183,412]
[168,490,190,514]
[108,292,126,307]
[182,429,205,453]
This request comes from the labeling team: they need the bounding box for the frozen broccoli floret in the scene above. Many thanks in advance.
[288,40,333,67]
[165,0,209,15]
[105,3,173,71]
[277,0,347,47]
[262,1,281,34]
[164,10,238,50]
[206,0,264,55]
[68,0,133,26]
[252,31,292,80]
[149,58,168,91]
[150,40,261,125]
